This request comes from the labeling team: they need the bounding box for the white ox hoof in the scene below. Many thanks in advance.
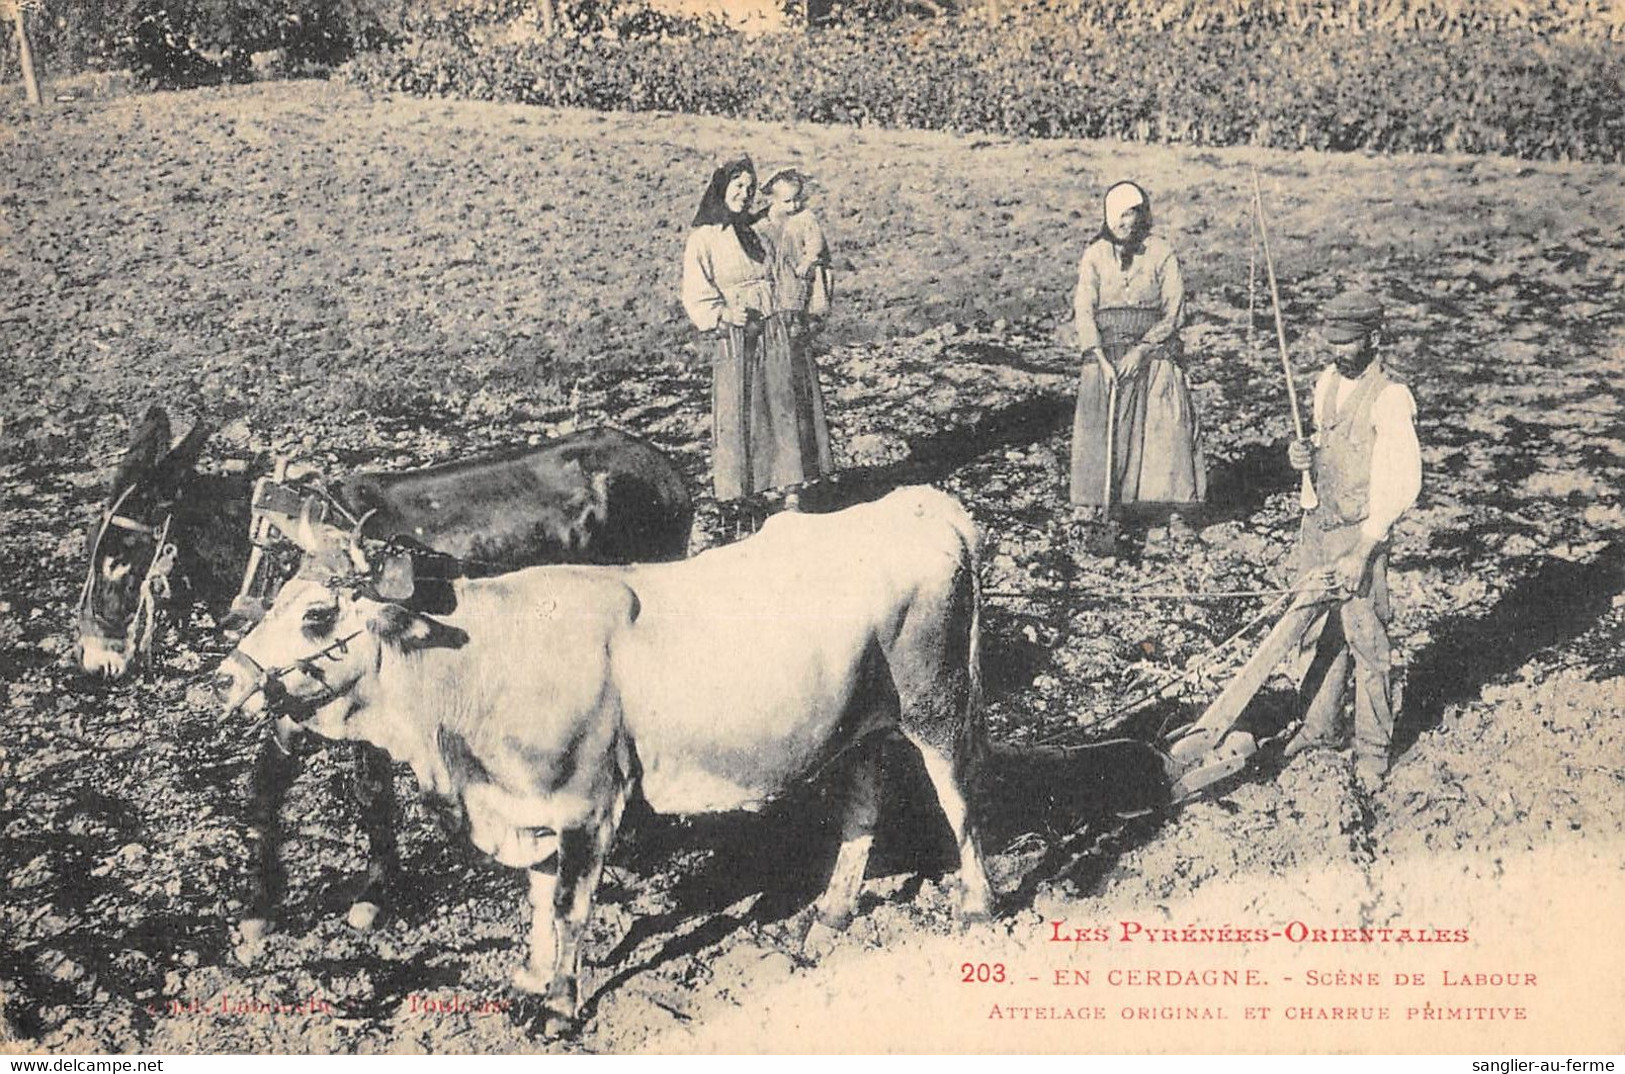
[512,966,579,1011]
[801,917,842,959]
[512,965,580,1037]
[234,918,271,966]
[346,901,383,932]
[960,896,994,924]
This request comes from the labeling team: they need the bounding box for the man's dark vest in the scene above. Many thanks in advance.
[1313,365,1394,530]
[1293,365,1398,618]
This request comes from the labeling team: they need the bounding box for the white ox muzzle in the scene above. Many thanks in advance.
[215,628,364,722]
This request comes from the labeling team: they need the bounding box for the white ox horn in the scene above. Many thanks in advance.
[346,510,374,574]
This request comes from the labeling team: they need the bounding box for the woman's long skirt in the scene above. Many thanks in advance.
[710,314,833,502]
[1069,307,1206,509]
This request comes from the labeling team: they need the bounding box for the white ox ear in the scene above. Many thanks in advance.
[369,601,432,645]
[368,600,465,654]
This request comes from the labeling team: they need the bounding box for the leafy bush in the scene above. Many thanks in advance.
[339,18,1625,162]
[1,0,725,87]
[4,0,401,86]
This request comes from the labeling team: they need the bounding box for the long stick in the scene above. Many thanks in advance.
[1251,168,1318,509]
[983,586,1295,602]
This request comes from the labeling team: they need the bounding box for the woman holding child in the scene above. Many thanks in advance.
[681,156,833,522]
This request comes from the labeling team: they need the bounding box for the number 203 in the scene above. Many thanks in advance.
[960,962,1006,983]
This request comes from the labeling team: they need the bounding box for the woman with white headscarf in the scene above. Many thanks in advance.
[1070,179,1206,537]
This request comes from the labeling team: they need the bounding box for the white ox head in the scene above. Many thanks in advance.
[214,507,437,739]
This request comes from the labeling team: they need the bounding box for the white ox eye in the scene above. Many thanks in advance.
[302,603,339,635]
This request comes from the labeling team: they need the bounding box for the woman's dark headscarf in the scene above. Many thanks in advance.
[692,156,766,263]
[1096,180,1154,271]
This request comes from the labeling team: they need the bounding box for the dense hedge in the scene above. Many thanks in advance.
[8,1,1621,163]
[338,20,1625,163]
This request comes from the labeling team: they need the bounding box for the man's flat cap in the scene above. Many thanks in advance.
[1323,290,1385,342]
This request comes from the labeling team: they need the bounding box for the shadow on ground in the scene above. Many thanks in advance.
[1203,439,1300,524]
[560,729,1172,1017]
[819,396,1075,512]
[1395,540,1625,755]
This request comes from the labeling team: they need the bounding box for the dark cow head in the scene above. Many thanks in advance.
[76,406,213,680]
[557,464,612,556]
[215,506,461,740]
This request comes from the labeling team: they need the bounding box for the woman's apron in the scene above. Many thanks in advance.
[1070,306,1206,509]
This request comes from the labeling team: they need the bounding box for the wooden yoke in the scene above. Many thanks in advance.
[231,457,294,621]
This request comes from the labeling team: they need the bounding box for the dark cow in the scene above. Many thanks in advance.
[218,487,992,1026]
[326,432,691,572]
[76,406,692,941]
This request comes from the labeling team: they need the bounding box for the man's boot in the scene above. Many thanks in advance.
[1353,754,1387,796]
[1282,728,1339,761]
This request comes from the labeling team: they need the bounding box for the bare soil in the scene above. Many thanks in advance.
[1,82,1622,1054]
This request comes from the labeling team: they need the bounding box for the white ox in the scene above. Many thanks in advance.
[217,486,993,1025]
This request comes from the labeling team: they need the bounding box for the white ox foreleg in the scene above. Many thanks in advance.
[516,863,561,997]
[546,817,617,1019]
[512,786,624,1030]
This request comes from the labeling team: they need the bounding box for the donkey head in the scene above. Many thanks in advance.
[76,405,213,680]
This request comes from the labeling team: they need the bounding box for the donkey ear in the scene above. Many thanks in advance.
[109,406,171,495]
[151,420,214,492]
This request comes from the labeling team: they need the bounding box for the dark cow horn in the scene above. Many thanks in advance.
[152,419,214,491]
[109,406,172,495]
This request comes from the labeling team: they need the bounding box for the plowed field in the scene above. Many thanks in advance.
[2,81,1622,1054]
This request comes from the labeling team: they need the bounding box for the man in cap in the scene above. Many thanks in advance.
[1167,289,1421,797]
